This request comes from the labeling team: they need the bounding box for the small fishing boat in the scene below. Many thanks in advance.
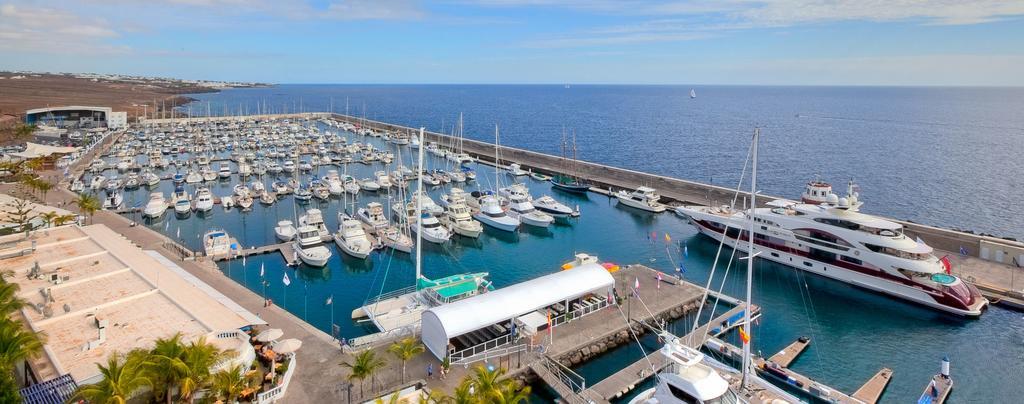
[274,220,296,241]
[357,202,389,231]
[194,188,214,212]
[173,197,192,216]
[533,195,575,217]
[335,212,373,259]
[202,229,238,259]
[143,192,167,218]
[615,186,667,213]
[410,212,451,243]
[294,225,331,267]
[103,191,123,210]
[473,193,519,232]
[507,162,529,176]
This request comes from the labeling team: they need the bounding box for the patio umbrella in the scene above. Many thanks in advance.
[272,338,302,354]
[255,328,283,342]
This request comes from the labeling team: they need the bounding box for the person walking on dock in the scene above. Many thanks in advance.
[427,363,433,379]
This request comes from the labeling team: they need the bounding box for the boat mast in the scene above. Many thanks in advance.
[415,127,425,283]
[742,127,759,388]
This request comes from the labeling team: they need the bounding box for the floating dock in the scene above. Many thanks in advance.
[705,335,893,404]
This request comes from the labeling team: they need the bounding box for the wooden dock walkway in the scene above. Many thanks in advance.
[916,373,952,404]
[852,368,894,404]
[705,335,892,404]
[767,336,810,368]
[216,235,334,266]
[586,304,753,401]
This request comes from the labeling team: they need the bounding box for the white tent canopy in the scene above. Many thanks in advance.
[421,263,614,359]
[9,142,80,160]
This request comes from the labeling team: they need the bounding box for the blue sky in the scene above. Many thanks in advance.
[2,0,1023,85]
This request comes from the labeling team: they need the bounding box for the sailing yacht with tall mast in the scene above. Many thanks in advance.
[550,128,590,193]
[350,128,492,336]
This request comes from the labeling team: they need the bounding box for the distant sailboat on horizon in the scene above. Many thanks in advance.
[690,88,697,98]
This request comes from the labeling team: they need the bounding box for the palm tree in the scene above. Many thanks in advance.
[76,193,100,223]
[176,336,227,403]
[341,349,387,398]
[69,350,151,404]
[144,332,188,404]
[53,214,77,226]
[0,282,25,317]
[0,319,45,372]
[469,365,503,399]
[212,364,257,403]
[39,211,59,228]
[387,337,424,383]
[35,179,53,202]
[493,381,531,404]
[449,378,476,404]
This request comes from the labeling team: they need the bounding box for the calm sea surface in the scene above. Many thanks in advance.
[122,85,1024,402]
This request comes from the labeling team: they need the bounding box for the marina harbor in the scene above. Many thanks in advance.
[10,108,1009,403]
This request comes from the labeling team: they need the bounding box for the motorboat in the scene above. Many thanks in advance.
[104,176,121,192]
[123,173,140,190]
[410,212,451,243]
[203,229,238,259]
[616,186,667,213]
[102,191,123,210]
[259,192,276,205]
[218,163,232,179]
[221,196,235,210]
[675,179,988,317]
[379,226,413,253]
[294,225,332,267]
[410,190,443,216]
[628,333,744,404]
[90,175,106,190]
[298,160,313,172]
[235,194,253,210]
[357,202,390,231]
[293,186,313,202]
[142,171,161,187]
[344,178,361,194]
[201,166,217,182]
[185,170,202,184]
[360,178,380,192]
[473,193,519,232]
[172,173,185,184]
[324,170,344,195]
[335,212,373,259]
[70,179,84,193]
[502,189,554,227]
[533,195,575,218]
[238,161,252,177]
[299,208,330,238]
[274,220,296,241]
[173,196,192,216]
[273,181,291,195]
[310,180,330,200]
[267,161,283,174]
[282,160,296,173]
[507,162,529,176]
[194,188,214,212]
[375,170,392,188]
[251,180,266,196]
[440,193,483,238]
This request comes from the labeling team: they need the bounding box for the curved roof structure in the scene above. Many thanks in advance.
[26,105,111,115]
[421,263,614,359]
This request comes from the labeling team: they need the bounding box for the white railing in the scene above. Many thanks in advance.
[257,355,296,404]
[450,333,514,364]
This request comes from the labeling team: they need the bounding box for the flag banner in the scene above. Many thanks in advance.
[739,326,750,344]
[664,233,671,243]
[684,244,689,258]
[959,246,968,256]
[656,271,662,289]
[633,277,640,297]
[260,263,265,277]
[326,295,333,305]
[283,272,291,286]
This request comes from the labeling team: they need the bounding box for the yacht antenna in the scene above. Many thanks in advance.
[742,127,760,388]
[415,127,425,283]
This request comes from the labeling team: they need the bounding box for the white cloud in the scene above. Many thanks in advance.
[0,4,126,54]
[324,0,425,20]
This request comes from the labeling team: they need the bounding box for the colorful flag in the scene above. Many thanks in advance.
[959,246,968,256]
[656,271,662,289]
[739,326,750,344]
[633,277,640,297]
[282,272,291,286]
[325,295,333,305]
[664,233,671,243]
[940,255,952,274]
[683,244,688,258]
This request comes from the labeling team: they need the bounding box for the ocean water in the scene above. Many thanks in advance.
[184,84,1024,240]
[113,86,1024,402]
